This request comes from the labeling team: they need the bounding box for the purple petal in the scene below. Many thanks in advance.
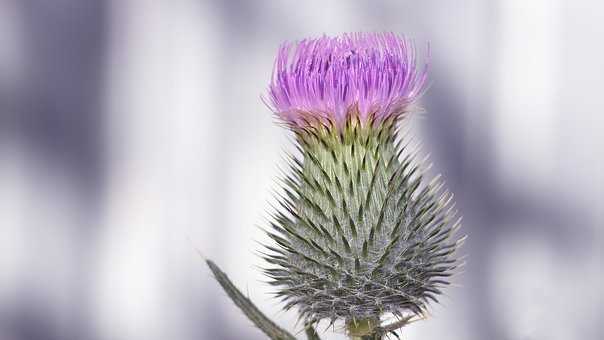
[265,32,429,129]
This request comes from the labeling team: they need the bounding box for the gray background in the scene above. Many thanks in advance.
[0,1,602,339]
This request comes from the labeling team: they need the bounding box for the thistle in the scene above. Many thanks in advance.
[206,32,465,340]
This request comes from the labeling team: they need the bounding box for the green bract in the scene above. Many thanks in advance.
[263,114,464,326]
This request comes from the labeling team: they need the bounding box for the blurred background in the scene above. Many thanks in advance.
[0,1,602,339]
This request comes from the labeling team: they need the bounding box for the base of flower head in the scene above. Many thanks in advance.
[286,106,406,148]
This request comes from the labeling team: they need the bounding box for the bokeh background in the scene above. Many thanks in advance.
[1,1,602,340]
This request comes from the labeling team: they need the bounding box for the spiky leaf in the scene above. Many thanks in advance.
[207,260,296,340]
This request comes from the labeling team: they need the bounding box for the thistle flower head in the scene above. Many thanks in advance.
[265,32,429,130]
[262,33,463,332]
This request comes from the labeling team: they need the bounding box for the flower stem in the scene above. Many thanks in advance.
[346,318,381,340]
[349,334,382,340]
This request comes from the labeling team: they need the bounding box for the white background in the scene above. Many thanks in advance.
[0,1,602,339]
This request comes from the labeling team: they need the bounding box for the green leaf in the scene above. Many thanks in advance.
[206,260,296,340]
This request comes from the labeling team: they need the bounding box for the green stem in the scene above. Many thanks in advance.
[346,318,382,340]
[350,335,382,340]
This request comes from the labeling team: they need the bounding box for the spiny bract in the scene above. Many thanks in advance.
[261,33,464,326]
[262,116,463,324]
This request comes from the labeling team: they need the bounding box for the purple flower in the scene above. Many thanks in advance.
[265,32,429,129]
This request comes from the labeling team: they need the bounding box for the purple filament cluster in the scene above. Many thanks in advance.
[265,32,429,129]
